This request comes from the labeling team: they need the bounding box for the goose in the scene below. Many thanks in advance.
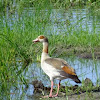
[33,35,81,98]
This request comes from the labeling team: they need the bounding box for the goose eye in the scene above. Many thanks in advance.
[39,35,45,39]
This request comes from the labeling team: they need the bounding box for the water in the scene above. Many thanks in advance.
[26,56,100,86]
[48,8,100,34]
[10,56,100,100]
[0,7,100,34]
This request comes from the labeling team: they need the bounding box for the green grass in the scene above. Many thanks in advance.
[0,0,100,99]
[0,0,100,10]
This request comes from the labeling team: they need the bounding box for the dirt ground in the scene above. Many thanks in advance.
[40,92,100,100]
[55,46,100,59]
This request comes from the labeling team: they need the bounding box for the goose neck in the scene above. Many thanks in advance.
[43,42,48,53]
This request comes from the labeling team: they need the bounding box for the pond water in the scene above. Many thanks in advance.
[0,7,100,35]
[47,8,100,35]
[10,56,100,100]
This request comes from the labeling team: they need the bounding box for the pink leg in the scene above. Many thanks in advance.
[49,81,54,97]
[52,80,61,97]
[42,80,61,98]
[42,81,53,98]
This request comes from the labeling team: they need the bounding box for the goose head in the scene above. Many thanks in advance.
[33,35,48,43]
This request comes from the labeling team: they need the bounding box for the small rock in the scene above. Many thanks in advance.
[32,80,44,89]
[84,78,94,86]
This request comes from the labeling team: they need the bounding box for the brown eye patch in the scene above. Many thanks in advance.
[39,35,45,39]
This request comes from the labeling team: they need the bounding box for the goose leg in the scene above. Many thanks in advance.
[49,81,54,97]
[42,81,54,98]
[52,80,61,97]
[43,80,61,98]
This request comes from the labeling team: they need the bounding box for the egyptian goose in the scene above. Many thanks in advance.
[33,35,81,98]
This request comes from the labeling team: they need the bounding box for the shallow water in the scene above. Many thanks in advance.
[48,8,100,34]
[27,56,100,86]
[0,7,100,34]
[10,56,100,100]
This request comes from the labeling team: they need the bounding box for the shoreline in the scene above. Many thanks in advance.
[52,46,100,60]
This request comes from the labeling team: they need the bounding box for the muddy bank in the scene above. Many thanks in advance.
[48,92,100,100]
[32,78,100,100]
[39,92,100,100]
[54,46,100,59]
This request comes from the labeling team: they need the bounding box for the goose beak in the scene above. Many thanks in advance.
[32,38,39,43]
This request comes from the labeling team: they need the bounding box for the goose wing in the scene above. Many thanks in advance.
[44,58,76,76]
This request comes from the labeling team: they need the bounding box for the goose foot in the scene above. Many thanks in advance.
[42,94,58,98]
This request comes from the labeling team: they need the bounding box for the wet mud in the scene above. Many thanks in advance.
[54,46,100,59]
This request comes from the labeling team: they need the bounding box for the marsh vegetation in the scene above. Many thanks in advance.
[0,0,100,99]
